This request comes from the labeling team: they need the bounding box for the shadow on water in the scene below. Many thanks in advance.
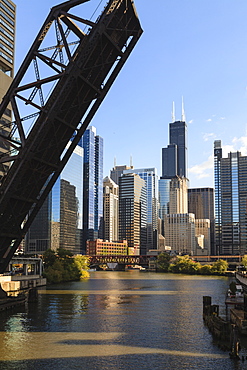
[0,272,246,369]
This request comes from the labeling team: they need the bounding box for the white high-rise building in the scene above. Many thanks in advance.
[195,219,210,254]
[169,176,188,214]
[165,213,196,255]
[103,176,118,242]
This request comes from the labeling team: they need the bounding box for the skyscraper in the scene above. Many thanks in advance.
[165,213,195,255]
[188,187,215,254]
[103,176,118,242]
[82,126,103,251]
[214,140,247,255]
[123,167,158,252]
[0,0,15,180]
[110,164,134,185]
[195,219,210,253]
[159,101,188,237]
[26,141,84,255]
[119,173,147,255]
[162,101,188,179]
[169,176,188,214]
[25,191,52,254]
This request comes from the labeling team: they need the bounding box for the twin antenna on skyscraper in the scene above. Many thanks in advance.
[172,97,186,122]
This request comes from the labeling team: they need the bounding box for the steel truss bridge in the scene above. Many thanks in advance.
[0,0,142,273]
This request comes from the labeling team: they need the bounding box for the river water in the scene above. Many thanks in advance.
[1,271,247,369]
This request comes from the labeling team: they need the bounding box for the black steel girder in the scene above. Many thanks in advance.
[0,0,143,273]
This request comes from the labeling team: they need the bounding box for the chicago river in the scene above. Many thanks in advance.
[0,271,247,369]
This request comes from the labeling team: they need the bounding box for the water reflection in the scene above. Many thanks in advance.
[0,272,245,370]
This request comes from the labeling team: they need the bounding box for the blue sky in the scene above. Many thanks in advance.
[13,0,247,188]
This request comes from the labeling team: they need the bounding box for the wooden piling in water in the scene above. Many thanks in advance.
[203,296,231,350]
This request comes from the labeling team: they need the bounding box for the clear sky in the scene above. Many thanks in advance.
[13,0,247,189]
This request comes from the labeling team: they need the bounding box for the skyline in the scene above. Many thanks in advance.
[13,0,247,189]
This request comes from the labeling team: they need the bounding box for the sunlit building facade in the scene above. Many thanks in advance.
[123,168,158,251]
[169,176,188,214]
[86,239,128,256]
[82,126,103,252]
[103,176,118,242]
[119,173,147,255]
[0,0,15,180]
[110,164,134,185]
[165,213,196,255]
[214,140,247,255]
[195,219,210,254]
[188,187,215,254]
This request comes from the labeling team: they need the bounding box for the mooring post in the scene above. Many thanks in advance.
[203,296,211,319]
[28,287,38,302]
[229,324,240,360]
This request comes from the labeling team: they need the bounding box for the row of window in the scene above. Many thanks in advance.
[0,2,14,21]
[0,24,13,43]
[0,33,13,50]
[0,17,13,35]
[0,9,14,27]
[0,40,12,57]
[2,0,14,12]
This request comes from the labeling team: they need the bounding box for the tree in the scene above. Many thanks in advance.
[157,252,171,272]
[43,248,57,268]
[74,255,90,280]
[199,264,212,275]
[43,248,89,284]
[241,255,247,268]
[169,255,201,274]
[211,259,228,274]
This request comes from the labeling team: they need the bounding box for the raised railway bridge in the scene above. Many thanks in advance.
[89,254,244,269]
[0,0,143,273]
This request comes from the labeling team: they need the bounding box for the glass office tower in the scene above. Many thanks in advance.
[51,143,83,255]
[26,142,83,254]
[123,167,158,252]
[25,191,52,254]
[158,178,170,236]
[214,140,247,255]
[82,126,103,252]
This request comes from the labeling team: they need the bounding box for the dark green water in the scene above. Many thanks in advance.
[0,271,246,369]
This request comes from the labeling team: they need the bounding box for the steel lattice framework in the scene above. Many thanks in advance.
[0,0,143,273]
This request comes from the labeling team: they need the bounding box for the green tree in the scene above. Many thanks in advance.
[74,255,90,280]
[199,264,212,275]
[43,248,89,284]
[211,259,228,274]
[169,255,201,274]
[43,249,57,268]
[57,247,73,259]
[241,255,247,268]
[157,252,171,272]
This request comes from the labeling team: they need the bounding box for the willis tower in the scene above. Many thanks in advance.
[162,100,188,179]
